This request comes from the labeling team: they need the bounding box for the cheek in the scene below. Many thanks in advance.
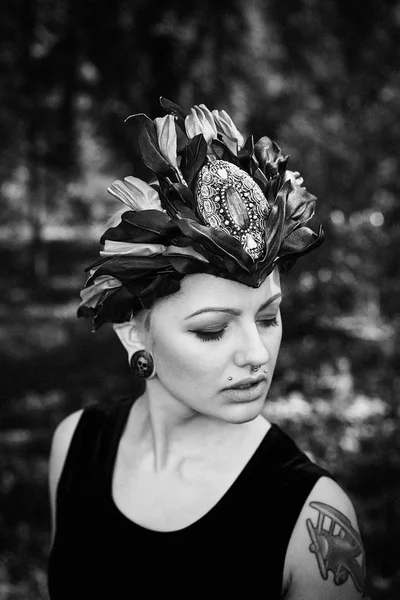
[153,332,222,380]
[273,334,282,367]
[274,321,283,346]
[262,324,282,362]
[273,324,283,353]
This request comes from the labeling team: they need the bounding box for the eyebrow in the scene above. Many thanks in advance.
[184,293,282,320]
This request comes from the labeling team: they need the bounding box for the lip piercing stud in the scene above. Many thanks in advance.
[228,369,268,380]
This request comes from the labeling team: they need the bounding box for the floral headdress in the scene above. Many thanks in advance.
[78,98,324,330]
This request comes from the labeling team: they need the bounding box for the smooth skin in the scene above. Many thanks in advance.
[49,269,365,599]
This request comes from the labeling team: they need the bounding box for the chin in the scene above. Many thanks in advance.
[219,397,266,424]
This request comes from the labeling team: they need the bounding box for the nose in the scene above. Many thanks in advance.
[233,323,269,368]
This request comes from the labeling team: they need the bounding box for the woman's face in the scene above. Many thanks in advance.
[148,268,282,423]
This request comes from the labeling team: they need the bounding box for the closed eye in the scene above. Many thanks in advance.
[192,328,226,342]
[258,316,278,328]
[192,316,278,342]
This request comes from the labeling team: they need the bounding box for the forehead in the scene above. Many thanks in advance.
[155,269,281,318]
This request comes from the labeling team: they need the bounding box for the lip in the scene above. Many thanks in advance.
[222,378,267,402]
[224,374,266,390]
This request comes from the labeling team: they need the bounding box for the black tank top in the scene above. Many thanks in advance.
[48,397,331,599]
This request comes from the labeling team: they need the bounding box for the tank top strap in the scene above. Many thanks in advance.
[255,423,333,523]
[221,422,333,548]
[56,397,135,509]
[257,423,333,493]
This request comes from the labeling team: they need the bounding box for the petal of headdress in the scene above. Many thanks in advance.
[159,97,187,130]
[139,271,182,310]
[120,210,178,239]
[197,104,218,137]
[163,244,209,263]
[254,136,288,180]
[90,283,145,330]
[125,113,176,176]
[281,176,317,240]
[212,109,244,154]
[100,210,179,247]
[158,98,189,152]
[180,134,207,188]
[100,240,166,257]
[175,218,253,275]
[211,138,241,168]
[107,176,163,212]
[158,179,198,220]
[278,226,324,274]
[257,184,288,274]
[185,105,218,145]
[280,225,323,257]
[78,275,122,310]
[86,255,171,286]
[154,115,179,170]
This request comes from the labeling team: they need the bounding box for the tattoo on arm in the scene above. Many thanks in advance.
[306,501,365,593]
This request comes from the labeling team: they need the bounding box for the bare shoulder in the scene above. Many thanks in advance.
[48,410,84,537]
[283,476,366,600]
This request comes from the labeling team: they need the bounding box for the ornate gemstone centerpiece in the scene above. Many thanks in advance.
[195,159,270,260]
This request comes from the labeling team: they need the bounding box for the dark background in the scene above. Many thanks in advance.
[1,0,400,598]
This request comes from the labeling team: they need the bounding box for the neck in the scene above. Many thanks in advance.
[129,378,268,473]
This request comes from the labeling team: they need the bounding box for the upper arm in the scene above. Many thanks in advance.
[283,477,366,600]
[48,409,84,545]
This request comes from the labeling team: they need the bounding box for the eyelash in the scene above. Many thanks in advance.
[193,317,279,342]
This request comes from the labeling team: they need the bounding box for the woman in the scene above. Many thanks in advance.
[47,99,365,598]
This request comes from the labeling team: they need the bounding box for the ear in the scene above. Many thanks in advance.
[113,321,146,364]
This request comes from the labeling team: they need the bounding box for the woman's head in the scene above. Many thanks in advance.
[115,268,282,423]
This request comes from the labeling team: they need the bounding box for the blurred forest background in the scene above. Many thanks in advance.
[0,0,399,598]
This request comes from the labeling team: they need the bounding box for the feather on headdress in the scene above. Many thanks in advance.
[78,98,324,330]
